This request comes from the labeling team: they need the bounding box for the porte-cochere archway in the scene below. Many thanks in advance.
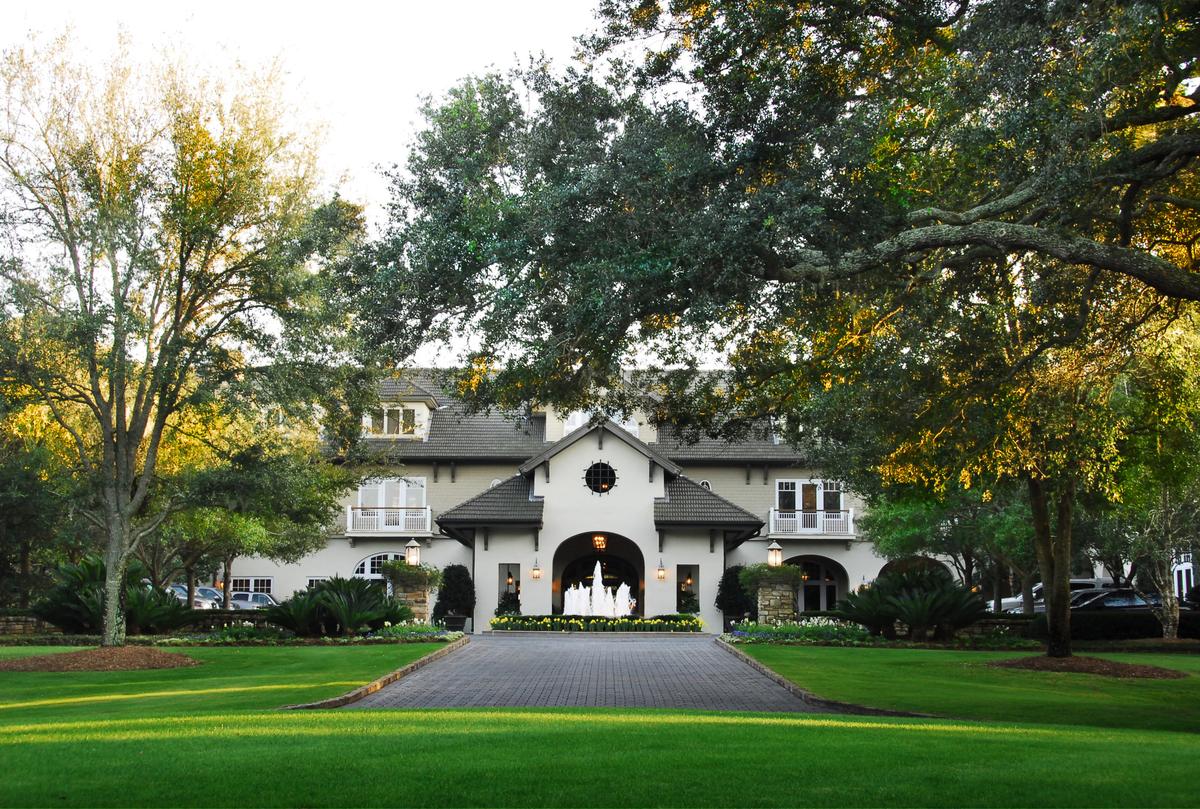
[551,532,645,615]
[784,555,850,613]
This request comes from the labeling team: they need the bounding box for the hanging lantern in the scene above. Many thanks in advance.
[404,539,421,566]
[592,534,607,551]
[506,566,514,587]
[530,560,542,580]
[766,540,783,568]
[656,560,667,581]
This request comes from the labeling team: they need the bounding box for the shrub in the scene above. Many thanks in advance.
[381,560,442,590]
[837,586,899,638]
[676,591,700,614]
[836,569,987,641]
[495,591,521,616]
[432,564,475,624]
[490,614,703,632]
[265,590,324,636]
[265,577,413,637]
[726,616,872,644]
[32,555,190,634]
[738,563,806,594]
[715,565,757,621]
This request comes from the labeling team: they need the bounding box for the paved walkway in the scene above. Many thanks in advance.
[348,634,824,712]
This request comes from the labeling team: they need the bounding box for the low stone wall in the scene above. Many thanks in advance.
[184,610,275,632]
[0,615,61,635]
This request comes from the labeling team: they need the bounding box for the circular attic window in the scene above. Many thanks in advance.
[584,462,617,494]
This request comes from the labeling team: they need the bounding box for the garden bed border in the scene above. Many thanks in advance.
[282,635,470,710]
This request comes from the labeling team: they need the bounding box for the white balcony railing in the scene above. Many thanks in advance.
[769,508,855,536]
[345,506,432,535]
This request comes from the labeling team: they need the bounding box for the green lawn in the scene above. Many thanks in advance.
[0,645,1198,807]
[740,645,1200,732]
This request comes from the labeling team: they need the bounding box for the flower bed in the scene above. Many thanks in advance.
[725,617,874,645]
[490,614,704,632]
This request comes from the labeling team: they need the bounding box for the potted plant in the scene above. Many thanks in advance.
[432,564,475,632]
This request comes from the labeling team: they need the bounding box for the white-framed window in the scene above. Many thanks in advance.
[357,477,427,509]
[306,577,329,589]
[364,405,419,436]
[776,479,842,512]
[353,552,404,579]
[231,577,273,594]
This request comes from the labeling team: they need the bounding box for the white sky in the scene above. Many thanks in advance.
[4,0,601,229]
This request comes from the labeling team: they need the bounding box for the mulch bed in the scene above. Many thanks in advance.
[0,645,199,672]
[990,655,1188,679]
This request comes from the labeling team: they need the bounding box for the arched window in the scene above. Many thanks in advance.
[353,552,403,579]
[699,479,712,491]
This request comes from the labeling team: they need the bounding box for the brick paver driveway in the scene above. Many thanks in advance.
[348,634,823,712]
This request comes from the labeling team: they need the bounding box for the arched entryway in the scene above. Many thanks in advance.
[784,555,849,613]
[551,532,645,615]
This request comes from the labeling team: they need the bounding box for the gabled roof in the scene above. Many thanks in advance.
[517,421,681,476]
[654,476,764,529]
[435,475,544,525]
[378,369,447,407]
[654,423,808,464]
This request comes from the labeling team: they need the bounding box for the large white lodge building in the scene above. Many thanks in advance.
[228,372,898,632]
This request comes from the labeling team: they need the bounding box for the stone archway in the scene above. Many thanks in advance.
[784,555,850,613]
[551,532,645,615]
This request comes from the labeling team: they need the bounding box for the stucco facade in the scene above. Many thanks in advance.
[230,375,893,633]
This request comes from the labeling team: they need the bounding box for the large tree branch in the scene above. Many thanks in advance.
[765,221,1200,301]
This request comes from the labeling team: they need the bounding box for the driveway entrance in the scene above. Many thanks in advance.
[347,634,824,712]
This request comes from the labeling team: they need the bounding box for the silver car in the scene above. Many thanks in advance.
[168,584,221,610]
[230,591,279,610]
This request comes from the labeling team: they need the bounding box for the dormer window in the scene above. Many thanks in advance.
[366,405,418,436]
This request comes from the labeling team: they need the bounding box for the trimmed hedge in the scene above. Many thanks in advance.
[1030,610,1200,640]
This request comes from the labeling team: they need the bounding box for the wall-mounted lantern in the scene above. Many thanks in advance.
[656,559,667,581]
[530,560,542,580]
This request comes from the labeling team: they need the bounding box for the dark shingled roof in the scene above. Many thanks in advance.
[654,424,806,464]
[436,475,544,525]
[518,421,680,476]
[654,477,764,528]
[365,369,804,466]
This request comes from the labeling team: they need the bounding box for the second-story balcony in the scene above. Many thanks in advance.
[769,508,855,536]
[346,506,432,536]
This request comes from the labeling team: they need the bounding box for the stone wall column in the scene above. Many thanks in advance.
[757,583,797,624]
[394,587,431,623]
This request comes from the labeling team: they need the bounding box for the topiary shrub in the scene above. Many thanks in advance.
[432,564,475,624]
[715,565,757,622]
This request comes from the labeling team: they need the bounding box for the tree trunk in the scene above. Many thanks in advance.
[222,555,234,609]
[1027,476,1074,657]
[991,563,1003,614]
[1021,571,1037,616]
[101,539,127,647]
[185,564,196,608]
[18,539,32,609]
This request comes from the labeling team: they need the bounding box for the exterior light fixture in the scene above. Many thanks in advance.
[685,575,693,587]
[766,540,783,568]
[656,560,667,581]
[404,539,421,566]
[801,572,810,582]
[530,560,542,580]
[592,534,607,551]
[506,566,514,587]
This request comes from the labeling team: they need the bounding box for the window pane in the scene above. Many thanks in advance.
[402,408,416,434]
[822,489,842,512]
[385,408,400,434]
[404,479,425,507]
[777,481,796,510]
[370,410,385,433]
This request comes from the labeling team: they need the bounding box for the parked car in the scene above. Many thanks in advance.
[194,586,226,606]
[168,584,222,610]
[229,591,279,610]
[999,578,1114,613]
[1073,589,1159,610]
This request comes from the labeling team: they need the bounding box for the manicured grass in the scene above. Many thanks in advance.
[0,644,443,724]
[1,644,1198,807]
[740,645,1200,732]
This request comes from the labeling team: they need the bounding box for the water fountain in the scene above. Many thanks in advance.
[562,561,635,616]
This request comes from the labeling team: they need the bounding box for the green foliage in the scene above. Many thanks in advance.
[32,556,189,634]
[676,591,700,614]
[738,563,806,593]
[714,564,757,621]
[432,564,475,624]
[264,577,412,638]
[726,617,872,645]
[837,569,987,641]
[381,560,442,590]
[494,591,521,616]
